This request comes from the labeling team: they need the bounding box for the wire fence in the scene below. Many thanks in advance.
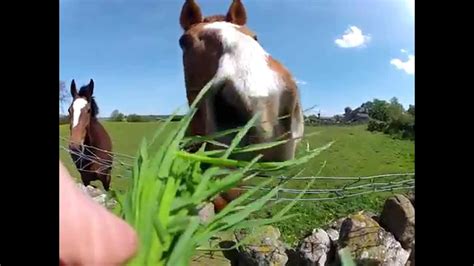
[60,136,135,178]
[59,137,414,201]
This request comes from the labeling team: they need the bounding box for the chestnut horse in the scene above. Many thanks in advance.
[179,0,304,210]
[67,79,113,191]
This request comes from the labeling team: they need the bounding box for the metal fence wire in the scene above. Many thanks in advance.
[59,137,414,201]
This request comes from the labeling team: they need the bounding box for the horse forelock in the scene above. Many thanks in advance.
[203,15,226,23]
[77,86,99,117]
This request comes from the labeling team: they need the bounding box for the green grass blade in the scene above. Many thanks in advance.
[206,184,280,232]
[196,155,262,202]
[252,141,334,171]
[167,215,191,233]
[222,112,260,159]
[211,178,274,222]
[176,151,243,167]
[158,177,177,227]
[166,217,200,266]
[231,139,289,154]
[188,78,215,110]
[192,167,219,199]
[149,108,181,148]
[181,127,242,148]
[145,116,183,181]
[218,186,278,226]
[197,139,290,157]
[158,107,198,177]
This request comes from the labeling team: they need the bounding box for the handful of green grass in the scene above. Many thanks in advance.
[113,79,333,266]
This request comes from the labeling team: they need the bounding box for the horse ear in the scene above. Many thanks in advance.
[180,0,203,30]
[226,0,247,26]
[84,79,94,99]
[70,79,77,98]
[89,79,94,95]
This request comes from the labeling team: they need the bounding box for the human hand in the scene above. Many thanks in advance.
[59,161,138,265]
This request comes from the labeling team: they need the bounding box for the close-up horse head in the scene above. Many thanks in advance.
[179,0,258,93]
[179,0,304,162]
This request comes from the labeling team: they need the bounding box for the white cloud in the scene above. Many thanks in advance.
[400,49,407,53]
[335,26,371,48]
[296,79,308,85]
[390,54,414,75]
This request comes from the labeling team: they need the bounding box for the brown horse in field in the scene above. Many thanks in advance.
[67,79,113,191]
[178,0,304,210]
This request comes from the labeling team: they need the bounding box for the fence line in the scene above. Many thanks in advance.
[59,136,136,160]
[270,185,414,202]
[242,179,414,195]
[59,137,414,201]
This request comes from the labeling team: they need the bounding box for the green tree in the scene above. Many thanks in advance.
[368,99,390,122]
[387,97,405,121]
[110,109,125,122]
[126,114,144,122]
[59,80,69,114]
[407,104,415,116]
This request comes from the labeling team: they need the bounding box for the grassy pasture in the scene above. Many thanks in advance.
[59,122,414,244]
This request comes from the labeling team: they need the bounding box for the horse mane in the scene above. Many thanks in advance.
[78,85,99,118]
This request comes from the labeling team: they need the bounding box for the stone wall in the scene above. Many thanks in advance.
[78,182,415,266]
[214,193,415,266]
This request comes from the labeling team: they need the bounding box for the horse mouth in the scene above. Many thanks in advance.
[69,142,85,153]
[213,88,247,131]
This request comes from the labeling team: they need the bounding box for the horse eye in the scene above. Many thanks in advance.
[179,34,195,50]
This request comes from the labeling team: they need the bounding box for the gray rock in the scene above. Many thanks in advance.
[93,194,107,205]
[338,212,410,266]
[326,228,339,243]
[235,226,288,266]
[328,217,347,232]
[299,229,331,266]
[360,210,379,223]
[406,192,415,208]
[77,183,88,194]
[342,105,370,124]
[86,185,104,197]
[76,183,117,211]
[197,202,215,224]
[406,242,414,266]
[379,194,415,249]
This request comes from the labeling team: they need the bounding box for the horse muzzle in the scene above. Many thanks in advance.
[69,142,85,153]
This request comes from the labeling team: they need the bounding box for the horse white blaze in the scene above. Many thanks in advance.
[72,98,88,128]
[203,21,283,98]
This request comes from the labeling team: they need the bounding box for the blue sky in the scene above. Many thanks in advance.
[60,0,414,117]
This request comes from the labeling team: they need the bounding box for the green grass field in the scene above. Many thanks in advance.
[59,122,414,244]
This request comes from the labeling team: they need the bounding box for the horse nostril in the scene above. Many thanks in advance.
[69,143,79,152]
[179,34,194,50]
[69,142,83,152]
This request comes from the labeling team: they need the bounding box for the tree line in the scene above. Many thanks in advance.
[366,97,414,140]
[60,80,413,139]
